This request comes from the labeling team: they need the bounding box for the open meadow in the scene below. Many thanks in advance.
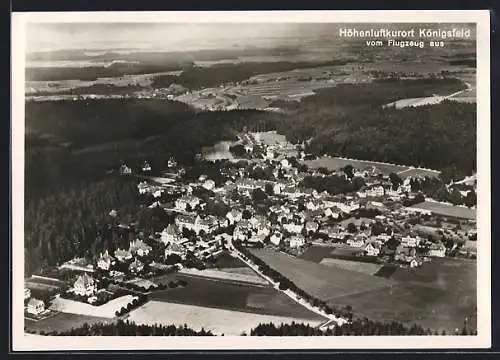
[302,156,409,175]
[328,257,476,332]
[397,167,441,179]
[319,258,382,276]
[25,313,115,334]
[299,245,366,263]
[409,201,476,220]
[249,249,392,300]
[127,301,325,335]
[49,295,138,318]
[149,273,323,321]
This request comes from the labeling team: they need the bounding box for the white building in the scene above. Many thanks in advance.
[283,222,304,234]
[129,239,152,257]
[24,288,31,300]
[289,235,306,248]
[161,224,181,244]
[365,186,385,198]
[73,273,96,297]
[226,209,243,225]
[114,248,133,262]
[365,242,381,256]
[27,298,45,315]
[97,250,115,271]
[428,243,446,257]
[401,236,421,248]
[270,232,283,246]
[305,221,319,233]
[347,237,366,248]
[142,161,152,172]
[176,214,219,235]
[175,196,201,211]
[202,180,216,191]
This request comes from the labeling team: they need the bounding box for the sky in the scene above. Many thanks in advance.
[26,23,335,53]
[25,23,476,53]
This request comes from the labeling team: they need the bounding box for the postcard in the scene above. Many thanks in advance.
[11,10,491,350]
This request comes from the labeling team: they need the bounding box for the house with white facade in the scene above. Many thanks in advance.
[270,232,283,246]
[129,258,144,274]
[164,242,186,259]
[202,179,216,191]
[161,224,182,244]
[226,209,243,225]
[365,242,381,256]
[289,235,306,248]
[97,250,115,271]
[283,222,304,234]
[305,221,319,234]
[73,273,97,297]
[401,236,421,248]
[428,243,446,257]
[27,298,45,315]
[114,248,133,262]
[347,236,366,248]
[175,195,201,211]
[129,239,152,257]
[175,214,219,234]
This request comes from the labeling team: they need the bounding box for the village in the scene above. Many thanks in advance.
[24,130,477,328]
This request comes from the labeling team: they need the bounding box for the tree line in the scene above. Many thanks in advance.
[30,318,476,336]
[28,320,215,336]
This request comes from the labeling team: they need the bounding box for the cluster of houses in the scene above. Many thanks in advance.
[24,287,48,317]
[125,135,456,271]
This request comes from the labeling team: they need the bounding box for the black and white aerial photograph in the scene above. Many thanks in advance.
[11,10,491,350]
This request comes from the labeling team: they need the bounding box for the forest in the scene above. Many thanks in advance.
[151,59,348,90]
[24,176,142,275]
[248,320,476,336]
[28,320,215,336]
[33,317,476,337]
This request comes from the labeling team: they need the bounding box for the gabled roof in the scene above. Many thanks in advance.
[129,239,152,252]
[165,242,185,253]
[114,248,132,258]
[75,273,95,288]
[129,258,144,268]
[162,224,180,235]
[99,250,115,262]
[28,298,44,307]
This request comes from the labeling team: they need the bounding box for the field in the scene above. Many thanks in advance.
[319,258,382,276]
[302,156,409,175]
[25,277,62,292]
[396,167,441,179]
[212,251,247,268]
[299,245,366,263]
[49,295,138,318]
[330,258,477,332]
[410,201,476,220]
[125,278,158,290]
[127,301,325,335]
[148,273,323,320]
[249,249,392,301]
[25,312,114,334]
[179,268,269,286]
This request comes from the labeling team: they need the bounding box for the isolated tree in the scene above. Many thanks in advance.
[347,222,357,234]
[389,172,403,190]
[342,165,355,180]
[264,183,274,196]
[251,188,268,203]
